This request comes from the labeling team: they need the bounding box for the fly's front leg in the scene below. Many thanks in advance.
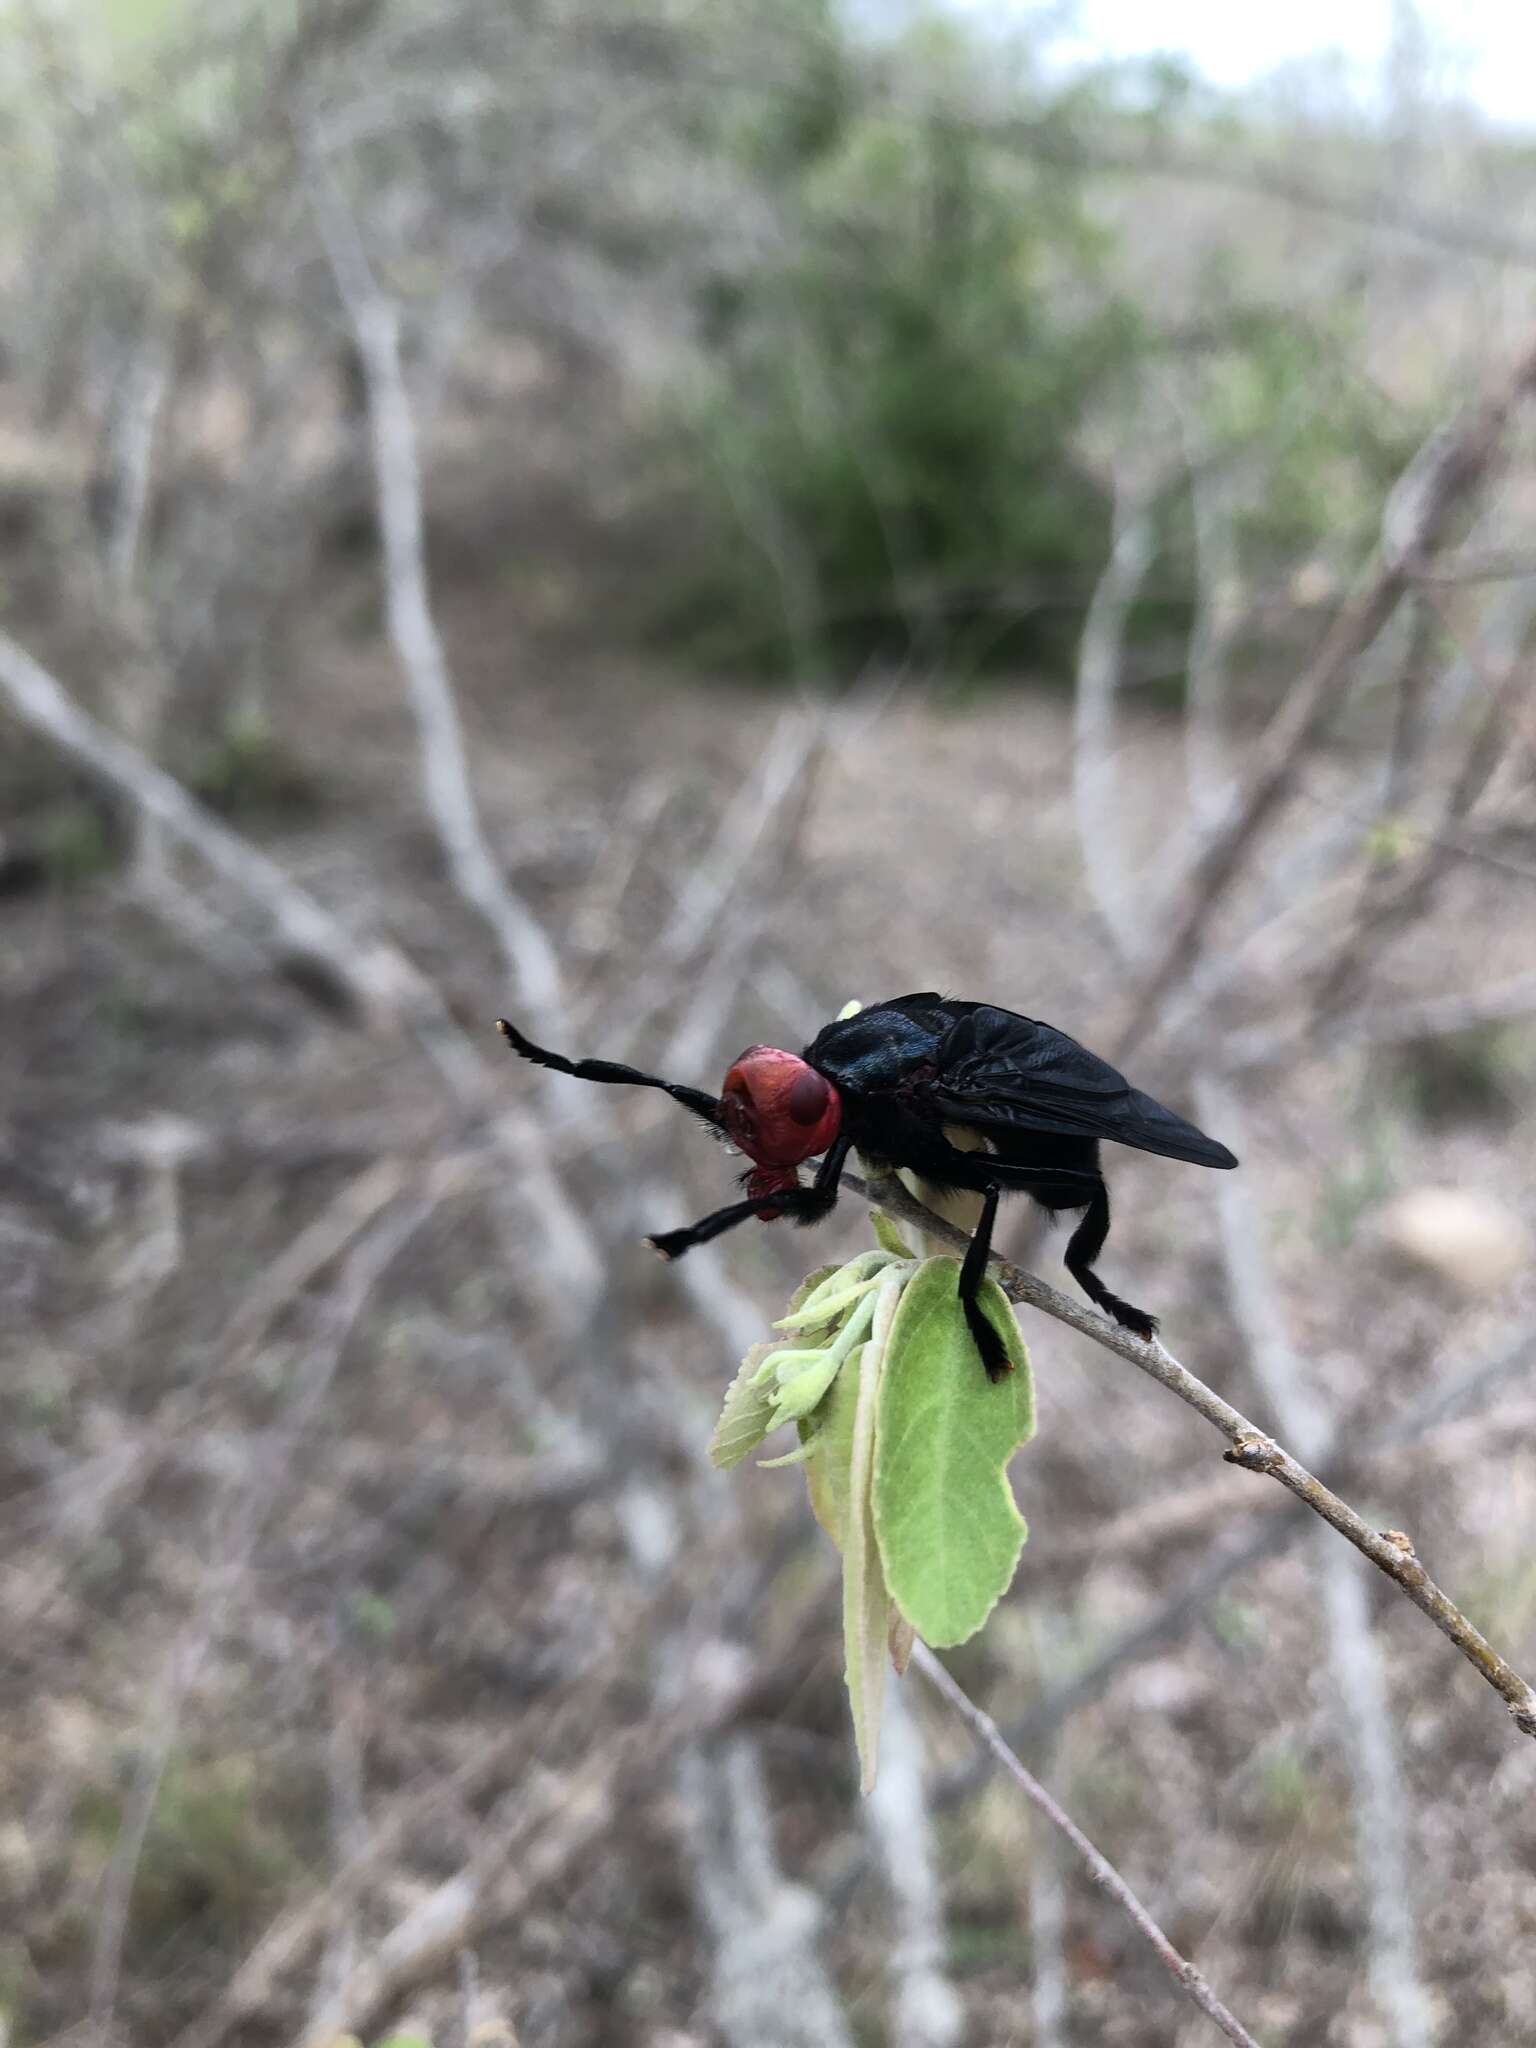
[958,1182,1012,1382]
[647,1137,851,1261]
[796,1134,851,1224]
[648,1195,774,1259]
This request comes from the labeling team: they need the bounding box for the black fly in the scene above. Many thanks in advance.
[497,993,1237,1381]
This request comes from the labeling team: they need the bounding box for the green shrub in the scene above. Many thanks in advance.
[187,704,320,821]
[77,1755,300,1960]
[651,14,1426,692]
[656,24,1139,678]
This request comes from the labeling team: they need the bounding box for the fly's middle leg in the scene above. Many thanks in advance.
[958,1182,1012,1381]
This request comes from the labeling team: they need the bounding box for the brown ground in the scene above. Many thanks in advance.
[4,453,1536,2047]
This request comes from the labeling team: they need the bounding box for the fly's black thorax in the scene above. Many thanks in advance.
[801,1009,942,1177]
[803,1006,942,1093]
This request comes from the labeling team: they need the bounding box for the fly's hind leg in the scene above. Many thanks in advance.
[1064,1181,1157,1341]
[958,1183,1012,1383]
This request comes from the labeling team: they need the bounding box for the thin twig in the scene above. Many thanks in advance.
[865,1682,962,2048]
[678,1738,855,2048]
[1200,1078,1432,2048]
[912,1644,1262,2048]
[291,1762,614,2048]
[88,1176,459,2039]
[1034,1313,1536,1575]
[0,627,481,1091]
[1226,961,1536,1070]
[172,1694,587,2048]
[1073,479,1158,960]
[953,1320,1536,1773]
[1118,331,1536,1051]
[1175,393,1243,834]
[307,153,565,1030]
[310,1681,367,2027]
[1309,589,1531,1027]
[846,1169,1536,1739]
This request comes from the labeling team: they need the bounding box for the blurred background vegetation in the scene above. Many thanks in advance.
[3,1,1536,2044]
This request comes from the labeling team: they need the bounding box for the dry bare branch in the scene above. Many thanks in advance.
[307,153,566,1030]
[679,1738,855,2048]
[1309,592,1531,1026]
[309,1685,368,2028]
[172,1717,565,2048]
[1227,962,1536,1069]
[291,1762,614,2048]
[1026,1766,1068,2048]
[929,1318,1536,1788]
[101,333,170,596]
[1317,1551,1434,2043]
[1200,1077,1433,2048]
[1073,480,1158,960]
[913,1644,1262,2048]
[865,1682,963,2048]
[0,627,478,1082]
[1118,331,1536,1050]
[1,634,606,1315]
[1177,410,1243,835]
[88,1171,464,2039]
[1035,1310,1536,1575]
[294,1646,755,2048]
[847,1168,1536,1738]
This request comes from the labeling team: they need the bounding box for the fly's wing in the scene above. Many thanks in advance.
[878,992,974,1027]
[927,1006,1237,1168]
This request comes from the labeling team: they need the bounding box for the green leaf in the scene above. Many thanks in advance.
[1367,815,1413,865]
[801,1341,865,1549]
[757,1436,821,1469]
[768,1287,878,1428]
[870,1209,916,1258]
[773,1274,880,1332]
[709,1340,783,1469]
[872,1257,1034,1648]
[767,1346,834,1385]
[789,1262,842,1313]
[776,1249,899,1330]
[769,1349,848,1428]
[844,1273,904,1793]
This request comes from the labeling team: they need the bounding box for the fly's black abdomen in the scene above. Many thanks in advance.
[981,1126,1101,1210]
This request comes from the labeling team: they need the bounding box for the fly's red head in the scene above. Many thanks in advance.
[720,1046,842,1209]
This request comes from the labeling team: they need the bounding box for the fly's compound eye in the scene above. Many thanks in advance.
[786,1067,830,1126]
[719,1072,759,1153]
